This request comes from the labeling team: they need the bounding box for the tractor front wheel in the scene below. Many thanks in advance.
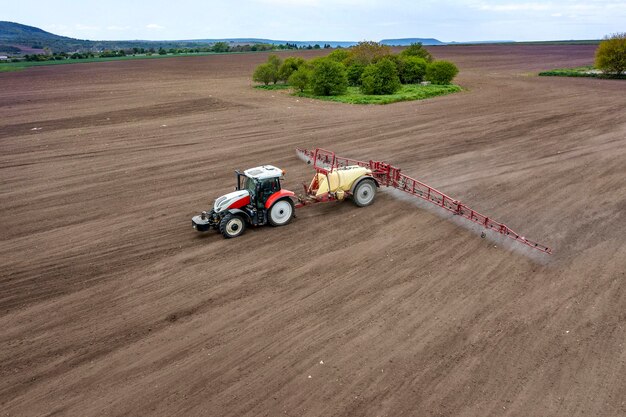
[268,199,294,226]
[219,214,246,238]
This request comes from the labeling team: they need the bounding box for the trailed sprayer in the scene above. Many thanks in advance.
[192,148,551,254]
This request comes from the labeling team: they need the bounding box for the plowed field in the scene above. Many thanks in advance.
[1,45,625,416]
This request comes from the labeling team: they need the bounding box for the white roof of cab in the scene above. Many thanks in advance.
[244,165,283,180]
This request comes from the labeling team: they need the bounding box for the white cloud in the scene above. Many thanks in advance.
[253,0,384,7]
[75,23,101,31]
[146,23,165,30]
[106,25,130,31]
[254,0,320,5]
[472,2,550,12]
[43,24,70,35]
[468,0,626,14]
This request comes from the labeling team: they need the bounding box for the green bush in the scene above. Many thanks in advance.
[400,42,433,62]
[267,54,282,83]
[398,56,427,84]
[253,63,277,85]
[373,54,400,66]
[307,56,327,68]
[278,56,306,82]
[348,41,392,65]
[311,58,348,96]
[212,42,230,53]
[327,49,350,62]
[346,62,366,86]
[425,61,459,85]
[360,58,401,95]
[267,54,282,70]
[595,33,626,76]
[288,67,311,92]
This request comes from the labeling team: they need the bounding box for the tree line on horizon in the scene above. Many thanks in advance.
[12,42,309,62]
[8,41,341,62]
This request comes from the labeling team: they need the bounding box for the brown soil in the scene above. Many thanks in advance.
[1,45,625,417]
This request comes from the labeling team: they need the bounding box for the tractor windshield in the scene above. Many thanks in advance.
[243,176,256,194]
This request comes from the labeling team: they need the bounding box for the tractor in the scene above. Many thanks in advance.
[192,153,379,239]
[192,165,297,238]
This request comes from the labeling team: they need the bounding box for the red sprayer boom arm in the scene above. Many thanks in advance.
[297,148,551,254]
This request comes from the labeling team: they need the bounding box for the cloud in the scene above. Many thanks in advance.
[146,23,165,30]
[75,24,101,31]
[253,0,383,7]
[468,0,626,14]
[106,25,131,31]
[43,24,70,35]
[254,0,320,5]
[472,2,550,12]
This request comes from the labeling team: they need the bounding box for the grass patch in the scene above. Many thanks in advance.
[291,84,462,105]
[0,64,24,72]
[539,65,626,79]
[254,84,291,90]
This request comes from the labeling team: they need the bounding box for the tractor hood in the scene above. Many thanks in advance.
[213,190,250,213]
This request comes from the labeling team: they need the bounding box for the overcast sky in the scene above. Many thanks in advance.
[4,1,625,42]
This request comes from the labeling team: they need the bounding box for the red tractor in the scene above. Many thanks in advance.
[192,165,297,238]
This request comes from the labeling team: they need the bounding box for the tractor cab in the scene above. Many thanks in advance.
[237,165,283,209]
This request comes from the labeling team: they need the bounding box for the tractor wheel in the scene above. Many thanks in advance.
[268,199,294,226]
[219,214,246,238]
[352,179,377,207]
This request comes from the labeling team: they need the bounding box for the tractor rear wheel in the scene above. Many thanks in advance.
[352,179,377,207]
[219,214,246,238]
[268,199,294,226]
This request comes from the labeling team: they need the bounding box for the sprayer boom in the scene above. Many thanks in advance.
[297,148,551,254]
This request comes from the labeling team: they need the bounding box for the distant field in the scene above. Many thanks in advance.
[511,40,600,45]
[428,40,601,47]
[1,39,603,73]
[0,51,263,72]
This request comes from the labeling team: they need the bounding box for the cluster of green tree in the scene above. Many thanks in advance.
[23,51,114,61]
[595,33,626,76]
[99,50,127,58]
[209,42,299,53]
[252,41,459,96]
[298,44,334,50]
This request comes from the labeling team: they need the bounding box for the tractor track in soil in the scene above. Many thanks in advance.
[1,45,625,416]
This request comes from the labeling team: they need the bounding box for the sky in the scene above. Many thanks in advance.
[4,0,625,42]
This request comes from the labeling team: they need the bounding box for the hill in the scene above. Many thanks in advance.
[380,38,445,46]
[0,21,92,52]
[1,21,450,54]
[187,38,358,48]
[0,22,362,53]
[0,21,224,53]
